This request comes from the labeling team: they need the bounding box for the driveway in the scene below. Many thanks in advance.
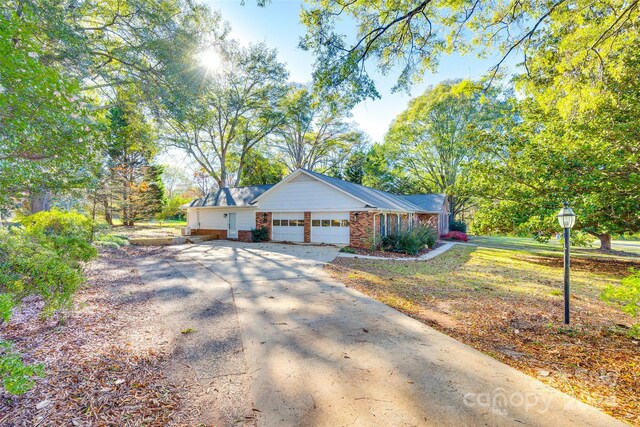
[154,241,621,426]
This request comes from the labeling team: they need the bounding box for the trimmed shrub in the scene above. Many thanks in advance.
[442,231,469,242]
[449,220,467,233]
[251,227,269,242]
[381,224,438,255]
[94,234,129,248]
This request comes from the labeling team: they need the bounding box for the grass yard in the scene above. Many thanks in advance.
[327,242,640,425]
[102,222,184,240]
[472,235,640,257]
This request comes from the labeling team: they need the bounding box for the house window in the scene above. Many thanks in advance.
[322,220,330,227]
[273,219,281,226]
[340,219,349,227]
[312,219,320,226]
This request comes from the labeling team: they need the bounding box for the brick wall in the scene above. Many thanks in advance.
[193,229,227,239]
[238,230,252,242]
[255,212,272,240]
[417,213,438,230]
[304,212,311,243]
[349,211,374,248]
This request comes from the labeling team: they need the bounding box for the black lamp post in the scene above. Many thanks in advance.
[557,201,576,324]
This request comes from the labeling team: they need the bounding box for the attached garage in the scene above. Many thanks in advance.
[311,212,350,245]
[272,212,305,242]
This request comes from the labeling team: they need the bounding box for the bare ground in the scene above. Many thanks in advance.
[0,246,253,426]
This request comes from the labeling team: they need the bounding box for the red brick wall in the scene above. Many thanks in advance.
[255,212,272,240]
[238,230,252,242]
[193,229,227,239]
[417,213,438,230]
[304,212,311,243]
[349,211,374,248]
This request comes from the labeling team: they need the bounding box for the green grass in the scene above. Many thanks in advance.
[470,235,640,258]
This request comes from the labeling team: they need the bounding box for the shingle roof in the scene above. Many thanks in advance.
[301,169,443,213]
[188,185,274,208]
[400,194,446,213]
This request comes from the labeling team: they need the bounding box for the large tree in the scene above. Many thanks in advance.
[381,80,504,219]
[471,44,640,250]
[274,84,365,173]
[299,0,640,102]
[162,42,288,188]
[1,0,220,211]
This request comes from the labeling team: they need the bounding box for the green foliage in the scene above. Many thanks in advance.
[19,209,97,264]
[0,341,44,395]
[381,225,438,255]
[602,269,640,338]
[239,150,285,185]
[449,220,467,233]
[251,227,269,242]
[157,195,191,221]
[94,234,129,248]
[339,246,356,254]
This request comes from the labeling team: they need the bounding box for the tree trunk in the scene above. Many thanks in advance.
[103,199,113,225]
[598,233,612,251]
[29,189,52,214]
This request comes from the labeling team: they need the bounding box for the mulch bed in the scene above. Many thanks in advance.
[344,241,443,259]
[0,247,182,426]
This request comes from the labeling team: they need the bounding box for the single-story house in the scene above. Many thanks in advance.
[184,168,449,248]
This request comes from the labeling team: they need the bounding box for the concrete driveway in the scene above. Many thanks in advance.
[163,240,621,426]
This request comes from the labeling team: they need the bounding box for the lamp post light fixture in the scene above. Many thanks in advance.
[557,201,576,325]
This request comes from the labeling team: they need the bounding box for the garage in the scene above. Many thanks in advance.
[271,212,304,242]
[311,212,350,245]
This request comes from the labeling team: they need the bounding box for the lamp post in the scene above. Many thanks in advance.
[557,201,576,324]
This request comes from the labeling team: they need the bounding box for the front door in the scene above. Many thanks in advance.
[228,213,237,238]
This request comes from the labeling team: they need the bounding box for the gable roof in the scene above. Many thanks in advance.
[400,194,447,213]
[300,169,431,212]
[188,185,274,208]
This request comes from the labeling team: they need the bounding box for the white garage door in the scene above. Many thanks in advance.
[272,212,305,242]
[311,212,350,245]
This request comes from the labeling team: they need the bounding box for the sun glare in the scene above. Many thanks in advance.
[197,48,223,72]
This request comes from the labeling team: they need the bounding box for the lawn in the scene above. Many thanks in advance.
[472,235,640,256]
[101,222,184,240]
[327,241,640,425]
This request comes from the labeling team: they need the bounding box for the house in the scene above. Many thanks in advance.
[184,169,449,248]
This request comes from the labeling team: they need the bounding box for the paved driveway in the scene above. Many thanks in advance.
[165,241,621,426]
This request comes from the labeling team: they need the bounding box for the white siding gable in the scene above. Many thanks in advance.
[257,176,365,212]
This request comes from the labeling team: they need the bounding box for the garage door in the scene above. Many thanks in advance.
[311,212,350,245]
[272,212,305,242]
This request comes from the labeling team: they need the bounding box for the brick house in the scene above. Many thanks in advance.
[184,169,449,248]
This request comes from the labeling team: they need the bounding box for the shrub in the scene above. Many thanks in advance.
[442,231,469,242]
[19,209,97,263]
[0,210,97,395]
[381,224,438,255]
[601,269,640,338]
[95,234,129,248]
[251,227,269,242]
[340,247,356,253]
[449,220,467,233]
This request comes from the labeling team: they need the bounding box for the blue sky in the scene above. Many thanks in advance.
[208,0,516,143]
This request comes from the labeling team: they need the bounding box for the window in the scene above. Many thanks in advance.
[273,219,281,226]
[322,220,330,227]
[331,219,340,227]
[312,219,320,226]
[281,219,289,226]
[298,220,305,227]
[340,219,349,227]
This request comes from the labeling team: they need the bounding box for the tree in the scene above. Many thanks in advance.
[274,84,364,173]
[470,45,640,250]
[104,95,160,226]
[1,0,222,211]
[162,42,288,188]
[0,5,96,209]
[343,149,368,184]
[299,0,640,102]
[239,150,285,186]
[162,165,193,199]
[383,80,504,219]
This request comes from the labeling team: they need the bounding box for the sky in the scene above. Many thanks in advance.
[206,0,515,143]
